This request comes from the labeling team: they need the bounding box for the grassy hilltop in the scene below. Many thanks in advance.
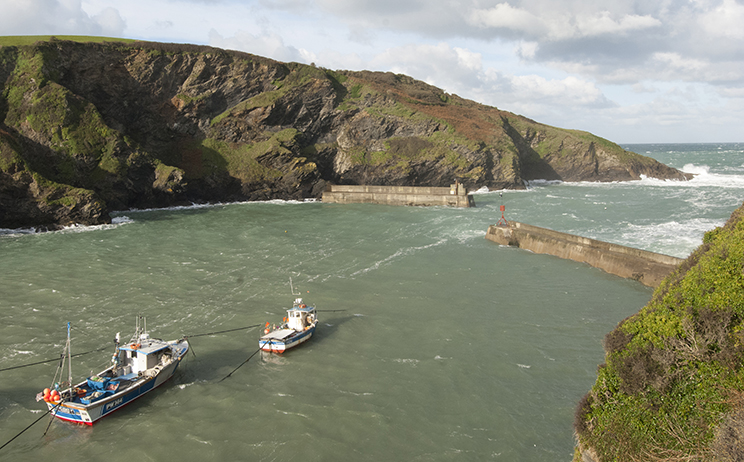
[0,36,134,47]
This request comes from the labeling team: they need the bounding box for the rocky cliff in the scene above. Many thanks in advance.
[0,38,690,229]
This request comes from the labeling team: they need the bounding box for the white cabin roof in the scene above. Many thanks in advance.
[119,340,169,355]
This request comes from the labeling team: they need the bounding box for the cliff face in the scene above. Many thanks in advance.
[574,202,744,461]
[0,39,690,229]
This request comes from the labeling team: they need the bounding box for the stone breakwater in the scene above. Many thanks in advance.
[321,184,475,207]
[486,221,683,287]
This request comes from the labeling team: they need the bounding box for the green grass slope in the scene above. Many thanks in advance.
[575,203,744,461]
[0,36,134,47]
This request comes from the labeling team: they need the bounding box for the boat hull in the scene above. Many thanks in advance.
[259,325,315,353]
[46,339,188,425]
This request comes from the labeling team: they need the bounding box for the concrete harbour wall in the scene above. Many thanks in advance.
[322,184,475,208]
[486,221,683,288]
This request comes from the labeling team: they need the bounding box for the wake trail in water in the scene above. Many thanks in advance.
[350,239,447,277]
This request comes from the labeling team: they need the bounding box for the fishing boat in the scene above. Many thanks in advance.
[36,317,189,425]
[259,297,318,353]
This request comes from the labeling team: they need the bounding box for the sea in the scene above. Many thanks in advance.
[1,143,742,461]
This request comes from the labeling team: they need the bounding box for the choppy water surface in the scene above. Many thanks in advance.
[1,143,742,460]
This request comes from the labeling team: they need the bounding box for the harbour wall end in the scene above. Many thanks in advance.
[322,184,475,208]
[486,221,683,288]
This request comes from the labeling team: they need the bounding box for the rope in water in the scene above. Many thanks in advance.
[0,347,108,373]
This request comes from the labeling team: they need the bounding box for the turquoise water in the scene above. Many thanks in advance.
[1,143,742,460]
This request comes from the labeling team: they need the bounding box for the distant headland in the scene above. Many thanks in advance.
[0,37,690,230]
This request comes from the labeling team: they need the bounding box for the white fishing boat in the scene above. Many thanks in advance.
[259,298,318,353]
[36,317,189,425]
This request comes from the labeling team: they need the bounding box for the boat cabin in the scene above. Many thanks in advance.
[287,298,316,332]
[116,333,171,375]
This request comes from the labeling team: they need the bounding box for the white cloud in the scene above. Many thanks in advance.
[468,5,660,40]
[509,74,610,107]
[369,42,484,91]
[572,11,661,37]
[469,3,545,36]
[0,0,124,36]
[699,0,744,40]
[516,41,539,59]
[208,29,304,63]
[92,7,125,35]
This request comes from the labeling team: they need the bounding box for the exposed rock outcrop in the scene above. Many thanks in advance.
[0,39,690,229]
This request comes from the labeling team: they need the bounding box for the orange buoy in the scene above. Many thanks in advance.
[264,328,270,334]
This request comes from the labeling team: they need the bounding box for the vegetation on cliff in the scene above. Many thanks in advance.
[0,36,689,229]
[574,202,744,461]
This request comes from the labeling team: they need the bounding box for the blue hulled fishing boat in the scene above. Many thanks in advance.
[37,318,188,425]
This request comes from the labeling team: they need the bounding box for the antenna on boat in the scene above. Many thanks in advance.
[66,322,72,401]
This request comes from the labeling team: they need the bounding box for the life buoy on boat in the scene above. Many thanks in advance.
[130,343,141,349]
[300,304,306,308]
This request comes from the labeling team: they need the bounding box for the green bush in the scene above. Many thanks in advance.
[576,202,744,461]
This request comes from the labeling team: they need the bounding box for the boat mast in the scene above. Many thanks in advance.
[66,322,72,398]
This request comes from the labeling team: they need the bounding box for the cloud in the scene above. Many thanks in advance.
[208,29,306,63]
[0,0,125,36]
[365,41,613,119]
[699,0,744,41]
[261,0,744,91]
[468,3,544,37]
[508,74,612,108]
[369,42,486,92]
[91,7,126,35]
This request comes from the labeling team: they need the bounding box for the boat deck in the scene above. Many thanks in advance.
[261,328,296,340]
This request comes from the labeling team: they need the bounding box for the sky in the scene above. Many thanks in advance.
[1,0,744,144]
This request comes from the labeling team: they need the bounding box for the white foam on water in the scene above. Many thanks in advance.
[0,227,38,236]
[470,186,492,194]
[111,198,313,217]
[1,217,134,237]
[351,239,447,276]
[525,179,564,187]
[618,218,724,257]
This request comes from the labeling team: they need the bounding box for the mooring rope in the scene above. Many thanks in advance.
[0,346,109,373]
[0,404,57,452]
[183,324,261,339]
[219,347,262,383]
